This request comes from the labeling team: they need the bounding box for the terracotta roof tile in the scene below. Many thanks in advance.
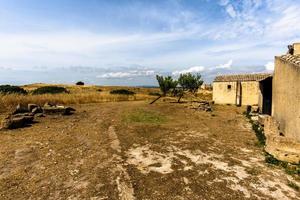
[280,54,300,66]
[214,73,273,82]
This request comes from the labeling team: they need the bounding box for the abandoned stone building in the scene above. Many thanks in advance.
[265,43,300,164]
[212,73,273,114]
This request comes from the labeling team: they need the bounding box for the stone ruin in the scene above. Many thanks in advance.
[185,100,213,112]
[0,103,75,130]
[264,116,300,164]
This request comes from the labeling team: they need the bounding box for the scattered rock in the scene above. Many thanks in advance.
[13,103,29,114]
[28,104,38,112]
[35,113,45,118]
[32,107,43,114]
[1,115,34,129]
[43,105,75,115]
[186,101,213,112]
[1,103,75,130]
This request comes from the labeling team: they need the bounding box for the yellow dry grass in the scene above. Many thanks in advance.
[0,84,159,112]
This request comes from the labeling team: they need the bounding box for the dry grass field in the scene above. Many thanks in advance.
[0,85,298,199]
[0,84,161,113]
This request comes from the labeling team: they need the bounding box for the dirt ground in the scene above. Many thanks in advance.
[0,101,299,200]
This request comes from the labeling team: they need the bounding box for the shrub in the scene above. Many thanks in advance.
[76,81,84,86]
[148,92,161,96]
[32,86,68,95]
[110,89,135,95]
[0,85,27,95]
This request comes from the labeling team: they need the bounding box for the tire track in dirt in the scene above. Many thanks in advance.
[108,126,135,200]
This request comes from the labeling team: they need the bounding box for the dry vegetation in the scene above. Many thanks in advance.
[0,83,212,113]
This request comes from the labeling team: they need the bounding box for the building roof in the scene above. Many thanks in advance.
[280,54,300,66]
[214,73,273,82]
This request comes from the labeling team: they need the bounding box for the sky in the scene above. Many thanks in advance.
[0,0,299,85]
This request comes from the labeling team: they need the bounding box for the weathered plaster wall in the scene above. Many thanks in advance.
[294,43,300,55]
[241,81,260,106]
[272,57,300,142]
[213,82,237,104]
[213,81,260,106]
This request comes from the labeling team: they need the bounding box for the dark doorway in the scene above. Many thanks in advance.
[260,77,272,115]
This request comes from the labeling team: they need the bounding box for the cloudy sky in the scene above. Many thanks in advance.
[0,0,299,85]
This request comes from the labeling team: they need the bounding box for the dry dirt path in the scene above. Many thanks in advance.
[0,101,299,199]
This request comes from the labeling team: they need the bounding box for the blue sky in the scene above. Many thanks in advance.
[0,0,299,85]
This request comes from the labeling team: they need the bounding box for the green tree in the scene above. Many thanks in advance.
[177,73,203,102]
[150,75,177,104]
[156,75,178,96]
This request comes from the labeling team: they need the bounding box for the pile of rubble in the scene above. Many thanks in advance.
[186,101,213,112]
[246,105,269,126]
[0,103,75,130]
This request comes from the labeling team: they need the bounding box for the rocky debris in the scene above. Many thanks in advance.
[0,103,75,130]
[258,115,269,126]
[186,101,213,112]
[32,107,43,114]
[13,103,29,114]
[42,104,76,115]
[1,114,34,129]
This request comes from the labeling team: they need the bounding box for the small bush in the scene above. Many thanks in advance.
[110,89,135,95]
[148,92,161,96]
[97,89,103,92]
[0,85,27,95]
[76,81,84,86]
[32,86,68,95]
[288,181,300,191]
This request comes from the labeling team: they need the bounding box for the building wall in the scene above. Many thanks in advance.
[241,81,260,106]
[213,81,260,106]
[213,81,237,104]
[272,57,300,142]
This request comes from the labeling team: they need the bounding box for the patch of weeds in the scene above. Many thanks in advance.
[252,122,266,146]
[124,109,166,124]
[265,153,300,175]
[265,153,281,165]
[243,112,265,147]
[288,181,300,191]
[246,167,261,176]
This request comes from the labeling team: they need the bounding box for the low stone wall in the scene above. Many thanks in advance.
[264,116,300,164]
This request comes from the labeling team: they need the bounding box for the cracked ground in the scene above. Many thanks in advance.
[0,101,299,199]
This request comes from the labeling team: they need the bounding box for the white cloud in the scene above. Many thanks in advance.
[225,5,237,18]
[172,66,205,75]
[98,69,155,79]
[265,61,274,71]
[215,59,233,69]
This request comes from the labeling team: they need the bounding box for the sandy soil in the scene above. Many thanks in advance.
[0,101,299,199]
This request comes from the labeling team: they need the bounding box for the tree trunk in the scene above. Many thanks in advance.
[177,94,183,103]
[150,95,162,104]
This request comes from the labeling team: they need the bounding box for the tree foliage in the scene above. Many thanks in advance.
[178,73,203,94]
[156,75,178,96]
[177,73,203,102]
